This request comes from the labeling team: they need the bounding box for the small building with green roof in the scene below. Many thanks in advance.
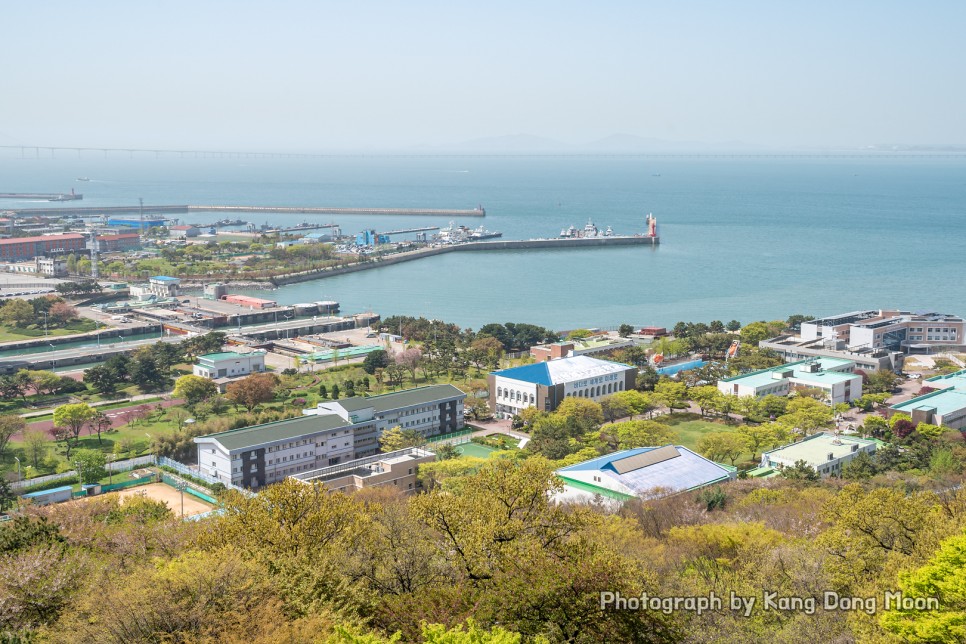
[193,350,266,380]
[889,368,966,429]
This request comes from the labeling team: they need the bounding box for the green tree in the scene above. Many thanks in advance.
[778,459,820,481]
[739,321,772,345]
[654,379,688,408]
[72,448,107,484]
[0,299,34,327]
[22,428,48,468]
[591,419,678,452]
[617,323,634,338]
[331,383,341,399]
[362,349,391,374]
[52,403,96,456]
[881,533,966,642]
[726,319,741,332]
[737,423,788,459]
[697,431,750,465]
[379,427,425,453]
[173,374,218,406]
[689,385,722,417]
[0,414,26,457]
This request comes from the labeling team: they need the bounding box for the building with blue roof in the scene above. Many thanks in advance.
[488,355,637,418]
[555,445,736,504]
[889,368,966,429]
[717,357,862,405]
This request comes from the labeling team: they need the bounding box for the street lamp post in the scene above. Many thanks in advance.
[177,481,187,518]
[42,312,48,337]
[108,453,116,485]
[13,457,20,486]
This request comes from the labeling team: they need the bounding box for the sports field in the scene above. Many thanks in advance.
[115,483,215,518]
[455,442,497,459]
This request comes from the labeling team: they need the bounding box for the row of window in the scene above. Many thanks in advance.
[496,388,535,405]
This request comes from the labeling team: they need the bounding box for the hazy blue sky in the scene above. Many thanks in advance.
[1,1,963,151]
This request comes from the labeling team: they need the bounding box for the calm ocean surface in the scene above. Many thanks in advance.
[2,154,964,330]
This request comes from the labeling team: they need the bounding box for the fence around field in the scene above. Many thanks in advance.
[102,475,157,493]
[156,456,250,496]
[160,474,219,505]
[14,454,158,491]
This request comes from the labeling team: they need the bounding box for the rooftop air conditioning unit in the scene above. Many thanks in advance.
[827,452,835,461]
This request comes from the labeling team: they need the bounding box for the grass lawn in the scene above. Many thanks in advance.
[657,413,757,468]
[456,442,498,459]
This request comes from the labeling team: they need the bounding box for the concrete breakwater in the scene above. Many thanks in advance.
[6,204,484,217]
[271,235,658,285]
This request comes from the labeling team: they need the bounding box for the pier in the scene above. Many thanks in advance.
[0,191,82,201]
[271,235,659,285]
[380,226,440,235]
[3,203,485,217]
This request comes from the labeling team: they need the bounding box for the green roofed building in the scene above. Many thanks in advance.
[194,384,465,489]
[760,432,878,477]
[888,368,966,430]
[717,357,862,405]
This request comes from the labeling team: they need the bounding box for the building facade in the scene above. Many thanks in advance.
[35,256,68,277]
[489,355,637,418]
[0,234,85,261]
[290,447,435,495]
[193,351,267,379]
[717,357,862,405]
[759,432,878,477]
[96,233,141,252]
[801,309,965,354]
[194,385,465,489]
[303,384,465,438]
[889,368,966,430]
[529,336,636,362]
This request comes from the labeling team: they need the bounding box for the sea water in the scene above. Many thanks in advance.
[2,153,964,330]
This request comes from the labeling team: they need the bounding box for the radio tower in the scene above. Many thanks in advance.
[89,229,100,279]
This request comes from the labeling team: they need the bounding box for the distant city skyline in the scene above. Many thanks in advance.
[2,1,964,151]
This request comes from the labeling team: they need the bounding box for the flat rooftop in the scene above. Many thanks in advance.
[720,357,857,389]
[763,433,877,465]
[892,388,966,417]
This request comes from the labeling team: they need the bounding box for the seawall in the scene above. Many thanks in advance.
[271,236,658,285]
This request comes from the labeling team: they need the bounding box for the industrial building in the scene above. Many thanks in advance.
[95,233,141,252]
[717,357,862,405]
[290,447,436,494]
[221,294,278,309]
[193,351,267,380]
[489,355,637,418]
[554,446,736,504]
[0,233,86,261]
[889,368,966,430]
[106,217,167,228]
[194,384,465,489]
[757,432,878,477]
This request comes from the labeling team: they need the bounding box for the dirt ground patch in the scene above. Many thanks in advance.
[115,482,214,518]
